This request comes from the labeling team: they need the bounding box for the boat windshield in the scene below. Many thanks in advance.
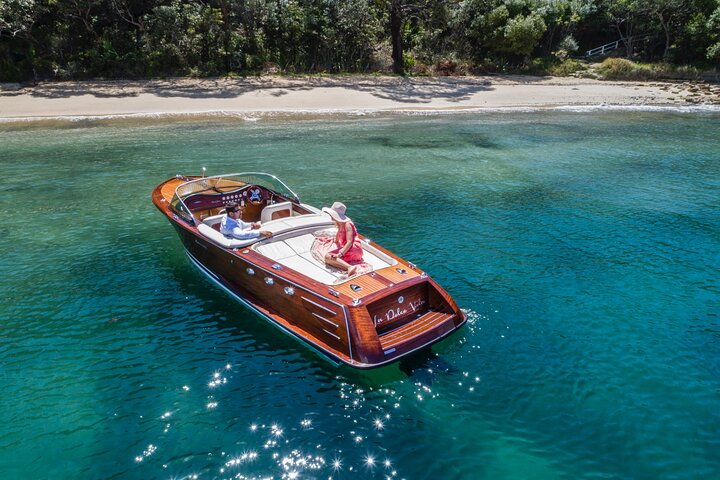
[170,172,300,225]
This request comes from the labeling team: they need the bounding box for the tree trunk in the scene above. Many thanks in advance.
[544,25,557,56]
[390,0,403,75]
[616,22,634,58]
[659,13,671,60]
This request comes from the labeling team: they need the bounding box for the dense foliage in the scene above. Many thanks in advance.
[1,0,718,81]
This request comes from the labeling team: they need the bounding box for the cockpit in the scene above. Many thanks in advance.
[169,172,396,284]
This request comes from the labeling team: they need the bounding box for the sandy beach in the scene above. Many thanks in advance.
[1,75,719,120]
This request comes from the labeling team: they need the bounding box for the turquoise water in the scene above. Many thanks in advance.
[1,111,719,479]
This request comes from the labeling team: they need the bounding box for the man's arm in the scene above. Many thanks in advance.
[230,227,261,240]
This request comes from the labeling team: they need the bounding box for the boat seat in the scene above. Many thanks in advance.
[202,214,227,228]
[277,256,340,284]
[198,213,335,249]
[362,249,396,271]
[284,233,320,255]
[257,240,296,260]
[261,202,293,223]
[197,223,259,248]
[255,232,397,285]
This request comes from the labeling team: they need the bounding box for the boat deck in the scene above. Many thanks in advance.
[255,231,396,285]
[197,212,400,286]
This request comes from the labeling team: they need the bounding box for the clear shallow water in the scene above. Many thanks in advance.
[1,111,719,479]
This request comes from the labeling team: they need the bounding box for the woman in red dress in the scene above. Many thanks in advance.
[320,201,364,276]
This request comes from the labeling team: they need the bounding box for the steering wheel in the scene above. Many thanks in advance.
[244,185,265,205]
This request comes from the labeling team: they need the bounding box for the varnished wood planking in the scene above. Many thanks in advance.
[160,178,185,202]
[367,282,429,333]
[375,264,421,284]
[331,251,421,299]
[213,178,246,191]
[334,274,388,298]
[379,311,455,349]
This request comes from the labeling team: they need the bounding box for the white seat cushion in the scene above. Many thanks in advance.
[255,241,296,260]
[260,202,293,223]
[284,234,316,255]
[260,214,334,236]
[197,223,259,248]
[202,214,226,227]
[298,252,344,275]
[362,249,393,270]
[280,214,333,229]
[279,256,340,284]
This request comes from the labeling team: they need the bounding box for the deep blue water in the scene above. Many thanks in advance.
[1,111,719,479]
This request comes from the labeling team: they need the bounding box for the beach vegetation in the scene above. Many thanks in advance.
[549,58,587,76]
[596,58,659,80]
[408,60,432,76]
[402,52,416,71]
[519,57,549,75]
[595,57,704,81]
[0,0,718,82]
[707,6,720,61]
[554,36,580,61]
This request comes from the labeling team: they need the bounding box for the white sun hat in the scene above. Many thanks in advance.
[322,201,349,222]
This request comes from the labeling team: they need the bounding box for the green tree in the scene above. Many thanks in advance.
[454,0,547,64]
[501,11,547,56]
[0,0,37,36]
[375,0,438,75]
[707,4,720,62]
[0,0,40,80]
[535,0,595,55]
[644,0,696,59]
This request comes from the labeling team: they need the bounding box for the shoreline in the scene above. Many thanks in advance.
[1,75,719,122]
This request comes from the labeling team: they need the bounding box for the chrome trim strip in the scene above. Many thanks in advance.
[300,296,337,316]
[322,329,341,341]
[312,312,339,328]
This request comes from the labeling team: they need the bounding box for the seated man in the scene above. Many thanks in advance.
[220,202,272,240]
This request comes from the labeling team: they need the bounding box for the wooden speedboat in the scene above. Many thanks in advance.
[152,172,466,368]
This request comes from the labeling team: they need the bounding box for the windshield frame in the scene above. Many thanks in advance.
[171,172,301,226]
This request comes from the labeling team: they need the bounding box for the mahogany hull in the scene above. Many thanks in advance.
[153,177,466,368]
